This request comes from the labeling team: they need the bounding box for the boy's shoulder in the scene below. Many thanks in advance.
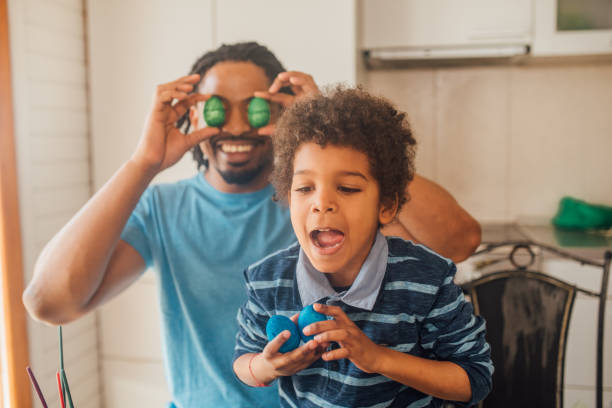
[385,236,456,286]
[245,242,301,282]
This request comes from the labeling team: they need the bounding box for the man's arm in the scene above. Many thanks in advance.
[23,75,217,324]
[382,174,481,262]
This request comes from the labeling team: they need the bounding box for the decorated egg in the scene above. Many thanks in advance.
[298,304,327,342]
[266,315,300,353]
[247,97,270,128]
[203,96,225,127]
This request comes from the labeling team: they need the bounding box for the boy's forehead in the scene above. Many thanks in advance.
[293,143,373,177]
[198,61,270,102]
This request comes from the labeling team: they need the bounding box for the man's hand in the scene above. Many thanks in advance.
[131,74,219,173]
[304,303,383,374]
[254,71,320,136]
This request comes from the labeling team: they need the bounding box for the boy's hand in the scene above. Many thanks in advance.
[132,74,219,173]
[254,71,320,136]
[251,312,327,384]
[303,303,383,374]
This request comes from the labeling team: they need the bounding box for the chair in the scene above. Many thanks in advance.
[462,241,611,408]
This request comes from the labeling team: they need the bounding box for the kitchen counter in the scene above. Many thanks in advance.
[480,222,612,262]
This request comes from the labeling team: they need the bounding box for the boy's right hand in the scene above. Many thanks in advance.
[131,74,219,173]
[251,312,328,384]
[252,331,325,384]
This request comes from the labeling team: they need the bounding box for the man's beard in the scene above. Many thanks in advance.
[215,149,273,185]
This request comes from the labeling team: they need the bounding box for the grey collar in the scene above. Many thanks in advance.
[296,231,388,311]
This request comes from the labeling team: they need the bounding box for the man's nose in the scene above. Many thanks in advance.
[222,106,250,135]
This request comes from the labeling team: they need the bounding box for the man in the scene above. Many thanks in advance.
[23,42,480,407]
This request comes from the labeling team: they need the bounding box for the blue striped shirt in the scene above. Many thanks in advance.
[234,236,493,408]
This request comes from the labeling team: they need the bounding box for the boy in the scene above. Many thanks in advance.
[233,87,492,407]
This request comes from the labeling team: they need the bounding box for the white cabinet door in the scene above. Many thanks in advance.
[360,0,532,49]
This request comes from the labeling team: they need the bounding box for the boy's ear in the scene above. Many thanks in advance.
[378,194,399,225]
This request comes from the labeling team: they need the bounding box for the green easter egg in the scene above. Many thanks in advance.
[248,97,270,128]
[203,96,225,127]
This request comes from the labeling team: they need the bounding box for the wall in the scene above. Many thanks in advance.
[7,0,100,406]
[87,1,356,406]
[363,62,612,223]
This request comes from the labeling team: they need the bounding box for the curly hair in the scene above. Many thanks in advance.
[176,42,290,169]
[271,86,417,212]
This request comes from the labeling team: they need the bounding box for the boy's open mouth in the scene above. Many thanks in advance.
[310,228,345,249]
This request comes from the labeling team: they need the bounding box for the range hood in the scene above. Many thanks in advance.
[360,0,532,63]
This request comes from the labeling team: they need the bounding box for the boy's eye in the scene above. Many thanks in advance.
[338,186,361,193]
[294,186,312,193]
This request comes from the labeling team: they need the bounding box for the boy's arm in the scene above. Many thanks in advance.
[373,349,471,401]
[384,174,481,263]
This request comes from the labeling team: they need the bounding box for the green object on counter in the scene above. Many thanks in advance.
[552,196,612,230]
[203,96,225,127]
[248,97,270,128]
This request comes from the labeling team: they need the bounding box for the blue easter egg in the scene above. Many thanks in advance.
[265,315,300,353]
[298,304,327,342]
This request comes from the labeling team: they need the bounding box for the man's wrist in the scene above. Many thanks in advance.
[127,155,161,180]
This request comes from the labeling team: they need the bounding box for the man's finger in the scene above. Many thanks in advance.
[185,127,219,147]
[256,124,275,137]
[254,91,294,107]
[172,93,210,118]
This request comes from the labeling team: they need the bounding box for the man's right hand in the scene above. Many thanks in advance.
[131,74,219,173]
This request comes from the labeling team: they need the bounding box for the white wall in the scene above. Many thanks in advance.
[8,0,101,406]
[87,1,357,406]
[364,63,612,223]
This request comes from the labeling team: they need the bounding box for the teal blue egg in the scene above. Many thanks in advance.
[266,315,300,353]
[298,304,327,342]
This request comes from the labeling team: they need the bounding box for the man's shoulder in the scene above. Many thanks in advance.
[385,236,455,286]
[245,242,300,282]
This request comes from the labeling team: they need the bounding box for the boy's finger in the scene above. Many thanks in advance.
[302,319,338,336]
[262,330,291,358]
[313,303,349,323]
[322,347,349,361]
[314,329,349,344]
[289,313,299,324]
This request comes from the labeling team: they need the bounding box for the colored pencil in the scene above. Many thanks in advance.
[56,371,66,408]
[58,326,66,404]
[61,369,74,408]
[25,366,48,408]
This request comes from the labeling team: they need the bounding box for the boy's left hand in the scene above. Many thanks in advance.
[303,303,383,374]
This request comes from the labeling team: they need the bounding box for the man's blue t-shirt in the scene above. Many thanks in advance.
[121,173,296,407]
